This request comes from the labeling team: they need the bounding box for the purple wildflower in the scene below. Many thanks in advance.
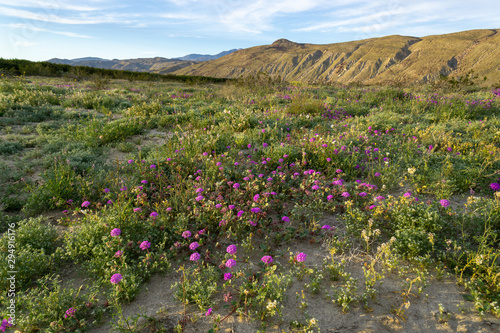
[110,273,122,284]
[140,241,151,251]
[296,252,307,262]
[81,201,91,208]
[64,307,76,318]
[182,230,192,238]
[110,228,121,237]
[261,255,273,264]
[189,242,200,250]
[224,272,232,280]
[439,199,450,208]
[190,252,201,261]
[225,259,237,268]
[227,244,237,254]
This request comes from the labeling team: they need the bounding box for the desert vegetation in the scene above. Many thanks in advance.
[0,70,499,332]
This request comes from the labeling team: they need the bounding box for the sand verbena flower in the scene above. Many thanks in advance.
[110,273,122,284]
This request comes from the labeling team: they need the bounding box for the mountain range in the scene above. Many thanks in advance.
[48,29,500,85]
[47,49,240,74]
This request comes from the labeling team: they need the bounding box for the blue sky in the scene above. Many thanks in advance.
[0,0,498,61]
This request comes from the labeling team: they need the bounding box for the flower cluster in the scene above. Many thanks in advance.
[110,273,122,284]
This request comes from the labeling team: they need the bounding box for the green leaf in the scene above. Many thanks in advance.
[462,294,474,302]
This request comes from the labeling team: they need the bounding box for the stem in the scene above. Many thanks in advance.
[216,306,237,329]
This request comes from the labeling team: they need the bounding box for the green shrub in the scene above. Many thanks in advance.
[393,228,433,258]
[0,211,21,234]
[24,158,78,215]
[0,141,23,155]
[3,106,62,122]
[0,244,52,290]
[14,217,59,254]
[6,275,104,333]
[173,265,219,311]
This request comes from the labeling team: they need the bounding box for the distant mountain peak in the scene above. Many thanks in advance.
[271,39,300,48]
[174,49,241,62]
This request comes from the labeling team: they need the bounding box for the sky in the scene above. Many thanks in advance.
[0,0,498,61]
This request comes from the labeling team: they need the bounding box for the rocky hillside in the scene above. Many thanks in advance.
[173,29,500,85]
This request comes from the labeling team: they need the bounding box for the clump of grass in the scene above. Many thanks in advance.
[287,94,325,115]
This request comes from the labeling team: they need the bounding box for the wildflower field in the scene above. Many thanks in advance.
[0,74,499,332]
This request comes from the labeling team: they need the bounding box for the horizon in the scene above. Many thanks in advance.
[0,0,499,62]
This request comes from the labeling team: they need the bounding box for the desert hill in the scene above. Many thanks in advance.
[173,29,500,85]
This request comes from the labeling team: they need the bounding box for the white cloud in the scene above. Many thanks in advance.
[7,23,92,37]
[160,13,206,20]
[166,33,205,38]
[0,5,137,25]
[216,0,328,33]
[297,2,444,32]
[0,0,100,11]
